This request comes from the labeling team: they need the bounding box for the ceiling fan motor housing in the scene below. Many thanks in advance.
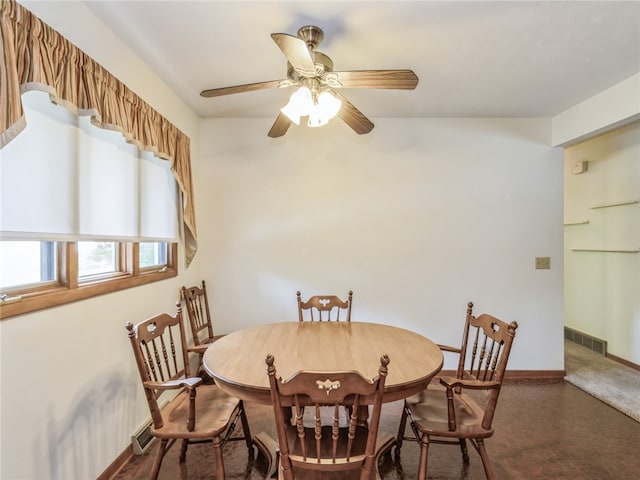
[297,25,324,50]
[287,51,334,84]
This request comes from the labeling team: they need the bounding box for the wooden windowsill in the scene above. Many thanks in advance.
[0,267,177,319]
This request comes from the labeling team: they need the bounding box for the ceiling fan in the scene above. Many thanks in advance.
[200,25,419,138]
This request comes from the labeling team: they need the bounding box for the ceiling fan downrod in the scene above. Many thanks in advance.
[297,25,324,50]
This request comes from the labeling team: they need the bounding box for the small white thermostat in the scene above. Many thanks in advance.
[571,161,588,174]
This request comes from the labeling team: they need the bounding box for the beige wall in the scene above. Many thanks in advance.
[197,116,564,367]
[564,121,640,363]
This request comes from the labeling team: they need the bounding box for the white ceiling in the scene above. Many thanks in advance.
[82,1,639,120]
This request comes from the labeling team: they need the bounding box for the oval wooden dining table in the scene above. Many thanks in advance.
[202,321,443,478]
[202,320,443,404]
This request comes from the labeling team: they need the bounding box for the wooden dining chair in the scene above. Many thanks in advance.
[266,353,394,480]
[395,302,518,480]
[125,302,253,480]
[296,290,353,321]
[181,280,223,368]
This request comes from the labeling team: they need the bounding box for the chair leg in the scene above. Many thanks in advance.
[179,438,189,462]
[213,435,226,479]
[459,438,469,463]
[476,438,495,480]
[239,401,254,455]
[360,455,375,480]
[279,451,294,480]
[417,433,430,480]
[150,439,167,480]
[395,402,408,458]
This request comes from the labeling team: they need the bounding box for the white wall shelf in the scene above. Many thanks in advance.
[590,199,639,209]
[563,220,589,226]
[572,248,640,253]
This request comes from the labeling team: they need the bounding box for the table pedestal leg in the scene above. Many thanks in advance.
[373,433,396,479]
[253,431,279,479]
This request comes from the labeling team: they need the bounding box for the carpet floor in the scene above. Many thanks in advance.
[564,340,640,422]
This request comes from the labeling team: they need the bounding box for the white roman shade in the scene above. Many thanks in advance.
[0,91,178,242]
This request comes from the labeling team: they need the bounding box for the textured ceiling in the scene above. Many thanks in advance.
[34,1,640,119]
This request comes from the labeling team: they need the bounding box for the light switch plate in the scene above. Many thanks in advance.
[535,257,551,269]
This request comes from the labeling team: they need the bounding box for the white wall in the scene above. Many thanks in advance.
[564,121,640,363]
[1,2,203,479]
[198,117,564,369]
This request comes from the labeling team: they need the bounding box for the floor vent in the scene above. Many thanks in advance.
[131,401,167,455]
[564,327,607,355]
[132,422,154,455]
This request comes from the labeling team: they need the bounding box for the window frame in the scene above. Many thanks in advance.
[0,241,177,319]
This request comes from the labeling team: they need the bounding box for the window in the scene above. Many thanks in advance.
[0,240,176,318]
[0,241,56,290]
[139,242,168,269]
[0,91,179,318]
[78,241,119,278]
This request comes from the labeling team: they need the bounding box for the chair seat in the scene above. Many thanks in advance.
[153,385,240,440]
[405,384,493,439]
[187,334,225,355]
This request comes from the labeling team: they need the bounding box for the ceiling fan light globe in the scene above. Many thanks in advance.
[280,104,301,125]
[281,86,313,124]
[307,92,342,127]
[318,91,342,118]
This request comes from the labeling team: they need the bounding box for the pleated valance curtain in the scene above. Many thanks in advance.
[0,0,197,265]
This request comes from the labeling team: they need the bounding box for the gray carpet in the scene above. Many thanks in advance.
[564,340,640,422]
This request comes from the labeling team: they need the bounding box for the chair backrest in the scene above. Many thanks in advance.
[125,301,190,428]
[266,353,389,479]
[455,301,518,427]
[182,280,214,346]
[296,290,353,321]
[455,302,518,383]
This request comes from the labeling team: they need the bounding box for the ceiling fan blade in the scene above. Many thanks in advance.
[200,79,290,98]
[268,112,292,138]
[271,33,316,77]
[328,70,419,90]
[331,90,374,135]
